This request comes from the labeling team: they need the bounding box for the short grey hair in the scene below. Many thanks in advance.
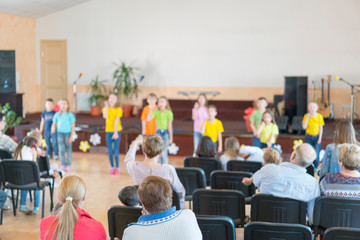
[294,143,316,167]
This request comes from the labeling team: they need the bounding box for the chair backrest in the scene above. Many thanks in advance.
[172,188,181,210]
[176,167,206,198]
[192,189,246,226]
[196,215,236,240]
[313,197,360,236]
[324,227,360,240]
[292,116,305,133]
[0,149,12,160]
[184,157,222,186]
[0,160,40,187]
[226,160,262,174]
[107,205,142,240]
[244,221,313,240]
[306,164,314,176]
[210,170,255,198]
[276,116,289,132]
[37,156,51,175]
[251,194,307,224]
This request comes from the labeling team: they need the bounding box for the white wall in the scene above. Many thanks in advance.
[36,0,360,88]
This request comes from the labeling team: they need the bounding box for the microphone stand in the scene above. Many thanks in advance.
[338,78,360,123]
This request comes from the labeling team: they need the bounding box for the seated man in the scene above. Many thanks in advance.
[250,143,320,223]
[122,176,202,240]
[0,112,17,153]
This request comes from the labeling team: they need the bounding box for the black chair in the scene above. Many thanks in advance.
[176,167,206,208]
[107,205,142,240]
[37,155,62,211]
[196,215,236,240]
[184,157,222,186]
[0,160,51,218]
[226,160,262,174]
[292,116,305,134]
[244,221,313,240]
[0,149,12,160]
[324,227,360,240]
[210,170,255,204]
[251,194,307,224]
[0,204,3,225]
[192,189,246,227]
[306,164,314,176]
[172,188,181,210]
[276,116,289,132]
[313,197,360,239]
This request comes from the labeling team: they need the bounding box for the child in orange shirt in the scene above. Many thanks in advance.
[141,93,157,135]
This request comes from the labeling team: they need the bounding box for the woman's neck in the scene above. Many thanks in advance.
[341,169,360,177]
[143,157,162,167]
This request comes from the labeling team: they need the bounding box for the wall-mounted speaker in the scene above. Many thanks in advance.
[0,50,16,93]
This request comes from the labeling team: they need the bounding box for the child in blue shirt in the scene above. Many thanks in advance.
[40,98,58,160]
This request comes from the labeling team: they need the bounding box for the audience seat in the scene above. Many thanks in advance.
[324,227,360,240]
[108,205,142,240]
[196,215,236,240]
[226,160,262,174]
[184,157,222,186]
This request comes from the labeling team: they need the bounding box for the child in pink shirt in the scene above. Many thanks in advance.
[192,94,209,155]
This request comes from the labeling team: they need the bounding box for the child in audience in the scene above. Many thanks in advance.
[103,93,123,174]
[141,93,157,135]
[192,94,209,155]
[257,110,279,149]
[147,96,173,164]
[118,185,140,207]
[124,135,186,209]
[220,137,244,170]
[239,145,264,162]
[51,99,76,171]
[196,136,217,158]
[202,105,224,153]
[40,175,106,240]
[250,97,268,147]
[0,112,17,153]
[14,136,41,215]
[242,148,282,186]
[302,102,324,170]
[39,98,58,160]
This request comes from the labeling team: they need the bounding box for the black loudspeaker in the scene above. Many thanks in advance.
[0,50,16,93]
[284,76,307,120]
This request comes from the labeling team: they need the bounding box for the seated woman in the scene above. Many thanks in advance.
[122,176,202,240]
[124,135,186,209]
[196,136,216,158]
[220,137,244,170]
[40,175,106,240]
[320,144,360,198]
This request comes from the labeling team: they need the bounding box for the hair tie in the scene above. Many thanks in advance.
[33,142,36,146]
[66,197,73,202]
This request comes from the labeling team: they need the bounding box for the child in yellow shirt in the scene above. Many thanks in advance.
[201,105,224,153]
[257,110,279,149]
[302,102,324,169]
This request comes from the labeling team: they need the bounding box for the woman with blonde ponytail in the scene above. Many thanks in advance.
[40,175,106,240]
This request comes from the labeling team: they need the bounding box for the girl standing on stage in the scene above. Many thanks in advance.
[192,94,209,156]
[103,93,123,175]
[257,110,279,149]
[147,96,173,164]
[52,99,76,171]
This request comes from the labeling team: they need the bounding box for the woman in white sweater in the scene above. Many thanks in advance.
[124,135,186,209]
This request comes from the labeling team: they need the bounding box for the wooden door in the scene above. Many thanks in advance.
[40,40,67,105]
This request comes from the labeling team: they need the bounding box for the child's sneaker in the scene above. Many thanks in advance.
[19,206,32,214]
[114,168,119,175]
[109,168,115,175]
[54,155,59,161]
[65,166,71,171]
[60,165,66,171]
[27,208,39,215]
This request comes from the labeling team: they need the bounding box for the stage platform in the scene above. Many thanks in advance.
[15,112,360,155]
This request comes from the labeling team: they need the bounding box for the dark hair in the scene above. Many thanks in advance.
[118,185,140,207]
[0,112,5,119]
[14,136,38,160]
[46,98,54,102]
[196,136,216,157]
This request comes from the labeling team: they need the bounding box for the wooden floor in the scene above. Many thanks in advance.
[0,152,246,240]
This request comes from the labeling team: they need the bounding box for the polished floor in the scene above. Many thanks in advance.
[0,153,246,240]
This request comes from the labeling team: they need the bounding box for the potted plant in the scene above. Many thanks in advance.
[112,62,144,117]
[88,75,107,116]
[0,103,22,140]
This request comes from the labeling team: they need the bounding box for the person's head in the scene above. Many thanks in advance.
[224,137,240,159]
[196,136,216,157]
[256,97,268,111]
[158,96,171,111]
[45,99,54,111]
[118,185,140,207]
[146,93,157,106]
[46,175,87,240]
[197,94,208,107]
[138,176,172,214]
[208,105,217,119]
[0,113,6,132]
[338,144,360,171]
[108,93,120,108]
[142,135,164,159]
[334,119,358,145]
[290,143,316,168]
[308,102,318,115]
[13,136,38,160]
[263,148,282,165]
[59,99,70,113]
[30,130,43,147]
[262,110,276,125]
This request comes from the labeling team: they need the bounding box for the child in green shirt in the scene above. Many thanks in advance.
[250,97,268,147]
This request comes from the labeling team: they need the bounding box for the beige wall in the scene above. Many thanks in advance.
[0,13,39,113]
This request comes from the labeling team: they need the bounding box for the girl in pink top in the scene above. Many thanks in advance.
[40,175,106,240]
[192,94,209,155]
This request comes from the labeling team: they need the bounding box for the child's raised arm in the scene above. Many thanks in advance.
[146,108,155,121]
[302,114,310,129]
[256,121,265,136]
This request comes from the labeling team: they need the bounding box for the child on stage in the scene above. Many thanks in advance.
[250,97,268,147]
[141,93,157,135]
[39,98,58,160]
[302,102,324,170]
[192,94,209,155]
[257,110,279,149]
[202,105,224,153]
[103,93,123,174]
